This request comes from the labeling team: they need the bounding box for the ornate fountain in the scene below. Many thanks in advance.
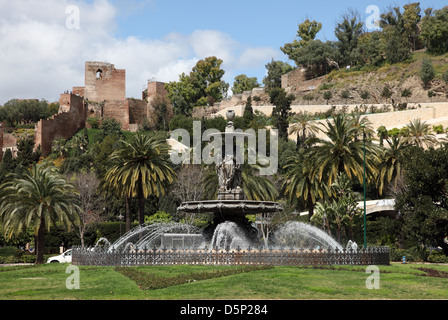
[72,110,390,266]
[177,110,282,245]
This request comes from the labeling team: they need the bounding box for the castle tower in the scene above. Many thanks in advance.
[83,61,126,102]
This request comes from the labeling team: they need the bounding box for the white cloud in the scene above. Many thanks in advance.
[0,0,280,104]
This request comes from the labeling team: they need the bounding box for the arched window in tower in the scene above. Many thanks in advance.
[96,69,103,80]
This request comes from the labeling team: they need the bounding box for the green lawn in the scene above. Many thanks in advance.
[0,263,447,300]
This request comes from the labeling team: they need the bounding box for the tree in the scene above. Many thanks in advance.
[420,58,435,88]
[166,73,196,115]
[302,93,314,105]
[404,118,437,148]
[334,9,364,66]
[0,164,81,263]
[402,2,422,50]
[289,111,319,149]
[242,97,254,129]
[147,94,174,131]
[282,151,326,220]
[262,59,294,90]
[269,88,295,140]
[420,6,448,54]
[166,57,229,114]
[381,86,393,103]
[191,56,229,103]
[232,74,260,95]
[376,136,408,196]
[376,125,388,146]
[103,134,177,225]
[307,114,380,187]
[443,70,448,90]
[383,25,411,63]
[323,91,332,105]
[312,173,363,243]
[395,146,448,255]
[285,39,341,79]
[70,172,105,248]
[15,135,41,171]
[340,90,350,104]
[100,118,124,139]
[360,90,370,103]
[0,149,16,183]
[0,99,58,126]
[401,88,412,102]
[280,17,340,77]
[353,31,385,67]
[281,19,322,56]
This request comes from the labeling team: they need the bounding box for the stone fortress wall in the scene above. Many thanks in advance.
[30,61,168,156]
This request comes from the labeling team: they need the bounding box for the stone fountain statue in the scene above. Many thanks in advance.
[177,109,283,243]
[216,110,244,200]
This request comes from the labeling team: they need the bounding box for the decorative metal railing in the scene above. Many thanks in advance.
[72,246,390,266]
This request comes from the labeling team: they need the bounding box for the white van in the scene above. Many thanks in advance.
[47,249,72,263]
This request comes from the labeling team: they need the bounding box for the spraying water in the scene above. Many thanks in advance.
[209,221,253,250]
[107,222,203,252]
[273,221,343,251]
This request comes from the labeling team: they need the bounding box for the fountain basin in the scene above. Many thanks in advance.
[177,200,283,215]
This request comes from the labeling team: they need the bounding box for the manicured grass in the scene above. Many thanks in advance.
[0,263,447,300]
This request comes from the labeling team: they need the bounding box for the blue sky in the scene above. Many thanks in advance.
[0,0,447,103]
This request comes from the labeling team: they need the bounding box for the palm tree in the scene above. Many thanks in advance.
[308,114,381,187]
[349,113,374,142]
[404,118,437,148]
[242,165,278,202]
[376,136,408,196]
[103,134,177,225]
[0,164,81,264]
[282,151,327,220]
[289,111,319,149]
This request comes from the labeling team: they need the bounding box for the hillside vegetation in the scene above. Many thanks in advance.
[310,51,448,106]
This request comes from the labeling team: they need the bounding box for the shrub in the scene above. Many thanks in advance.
[0,246,36,264]
[420,58,435,87]
[443,70,448,85]
[433,125,444,134]
[86,116,99,129]
[427,251,448,263]
[389,247,428,262]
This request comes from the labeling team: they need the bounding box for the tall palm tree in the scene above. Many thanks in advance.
[349,113,374,142]
[376,136,408,196]
[308,114,381,187]
[404,118,437,148]
[289,111,319,149]
[103,134,177,225]
[0,164,81,264]
[282,151,328,220]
